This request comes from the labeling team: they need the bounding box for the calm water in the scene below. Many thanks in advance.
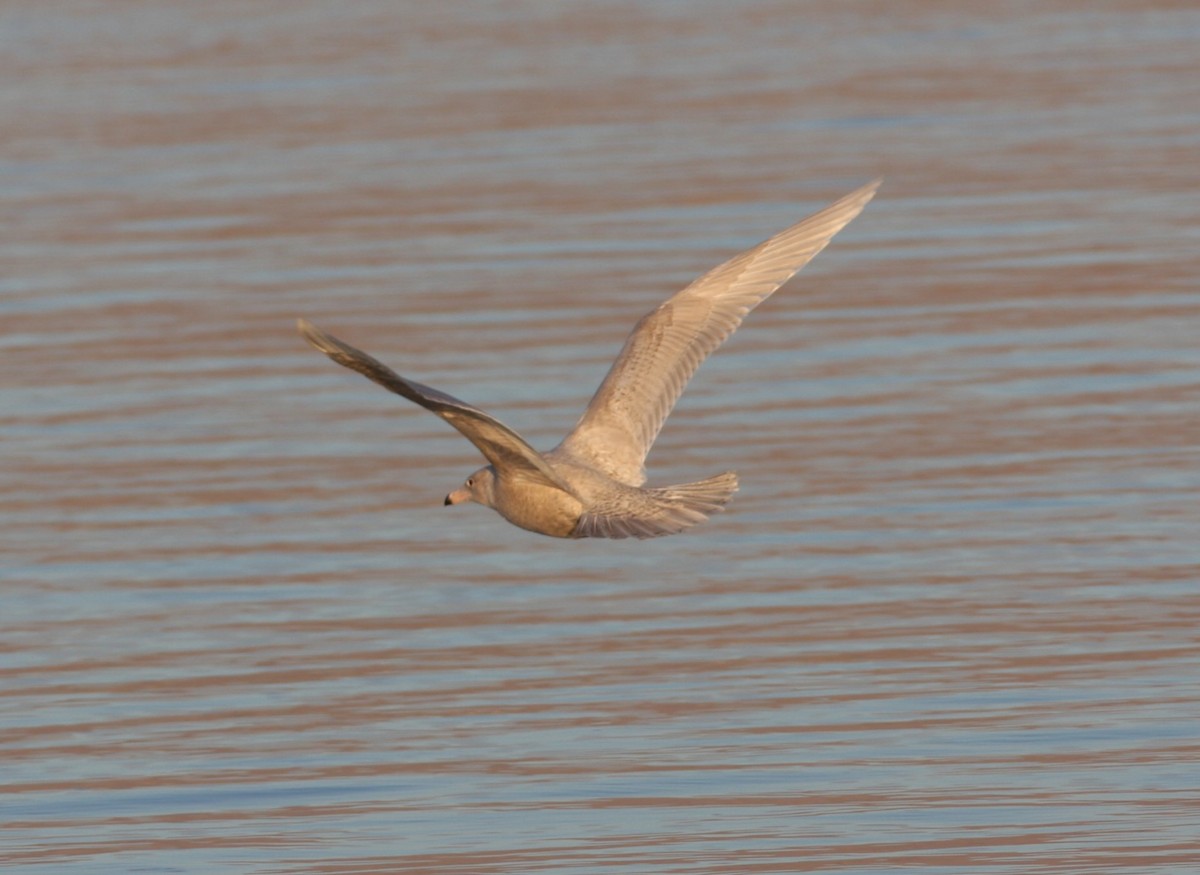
[3,2,1199,873]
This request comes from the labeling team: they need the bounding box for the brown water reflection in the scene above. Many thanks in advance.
[3,1,1198,874]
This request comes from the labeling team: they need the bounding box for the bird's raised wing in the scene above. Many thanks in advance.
[298,319,570,492]
[555,179,880,485]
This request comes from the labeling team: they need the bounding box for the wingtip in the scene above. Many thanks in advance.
[296,316,335,355]
[852,176,884,202]
[822,176,883,223]
[297,316,326,339]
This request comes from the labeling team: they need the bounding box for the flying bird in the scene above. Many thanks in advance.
[299,178,879,539]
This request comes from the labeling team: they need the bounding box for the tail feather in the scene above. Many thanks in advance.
[572,471,738,540]
[652,470,739,512]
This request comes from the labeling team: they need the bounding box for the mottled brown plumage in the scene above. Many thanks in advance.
[299,179,879,539]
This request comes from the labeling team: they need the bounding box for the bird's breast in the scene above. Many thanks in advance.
[493,478,584,539]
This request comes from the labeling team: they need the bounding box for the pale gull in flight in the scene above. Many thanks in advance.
[299,178,879,539]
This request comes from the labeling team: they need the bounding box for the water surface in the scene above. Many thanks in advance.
[3,2,1198,873]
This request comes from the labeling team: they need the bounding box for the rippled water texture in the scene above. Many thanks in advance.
[3,2,1198,873]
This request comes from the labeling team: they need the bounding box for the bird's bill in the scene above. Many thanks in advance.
[444,487,471,506]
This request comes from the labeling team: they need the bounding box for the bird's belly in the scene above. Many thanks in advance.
[494,480,583,539]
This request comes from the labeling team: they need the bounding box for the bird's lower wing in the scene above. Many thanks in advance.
[557,179,880,485]
[572,470,738,540]
[298,319,570,492]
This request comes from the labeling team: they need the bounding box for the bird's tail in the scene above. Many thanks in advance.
[572,471,738,540]
[653,471,739,516]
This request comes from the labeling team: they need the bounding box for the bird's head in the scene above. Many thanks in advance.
[444,465,496,508]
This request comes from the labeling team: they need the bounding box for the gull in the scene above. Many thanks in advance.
[299,178,879,539]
